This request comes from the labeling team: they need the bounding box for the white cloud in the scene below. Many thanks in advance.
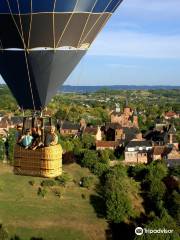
[88,30,180,59]
[118,0,180,19]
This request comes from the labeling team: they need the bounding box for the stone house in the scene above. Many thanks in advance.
[105,122,140,143]
[125,140,152,164]
[152,146,167,161]
[84,126,102,141]
[110,106,139,128]
[59,121,80,136]
[167,147,180,167]
[164,111,179,120]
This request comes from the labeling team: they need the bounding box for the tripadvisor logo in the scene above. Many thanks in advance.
[135,227,174,236]
[135,227,143,236]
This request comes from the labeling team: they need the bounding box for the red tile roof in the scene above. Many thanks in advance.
[96,141,118,148]
[165,111,177,117]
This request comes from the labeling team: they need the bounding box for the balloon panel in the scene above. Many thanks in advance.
[0,0,123,13]
[0,49,86,109]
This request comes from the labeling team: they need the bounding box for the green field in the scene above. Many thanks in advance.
[0,163,108,240]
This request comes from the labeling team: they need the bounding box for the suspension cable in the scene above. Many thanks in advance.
[77,0,99,49]
[27,0,33,50]
[53,0,57,50]
[55,0,80,49]
[80,0,121,46]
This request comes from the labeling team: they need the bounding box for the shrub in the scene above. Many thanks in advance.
[52,188,61,198]
[7,129,16,163]
[28,180,35,186]
[0,138,5,161]
[0,224,8,240]
[10,235,22,240]
[41,179,56,187]
[81,176,95,189]
[55,173,72,187]
[37,187,47,198]
[81,194,86,199]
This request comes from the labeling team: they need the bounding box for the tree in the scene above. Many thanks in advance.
[92,162,109,177]
[103,165,140,223]
[99,149,111,164]
[80,150,98,169]
[142,162,168,215]
[0,138,5,161]
[165,190,180,225]
[81,134,95,149]
[134,213,179,240]
[128,165,148,181]
[146,161,168,181]
[145,179,166,214]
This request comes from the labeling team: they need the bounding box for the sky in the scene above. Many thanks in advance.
[1,0,180,86]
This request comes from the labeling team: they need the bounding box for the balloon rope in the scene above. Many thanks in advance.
[16,0,27,49]
[16,0,36,110]
[27,0,33,50]
[24,50,36,111]
[53,0,57,50]
[6,0,25,47]
[77,0,99,49]
[80,0,122,46]
[6,0,36,109]
[87,0,122,46]
[55,0,80,49]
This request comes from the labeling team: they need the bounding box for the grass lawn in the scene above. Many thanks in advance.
[0,163,108,240]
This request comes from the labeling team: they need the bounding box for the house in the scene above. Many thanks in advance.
[110,106,139,128]
[152,146,167,161]
[96,141,119,150]
[59,121,80,136]
[10,116,23,127]
[155,123,168,132]
[164,111,179,120]
[167,147,180,167]
[145,123,179,149]
[84,126,102,141]
[104,122,140,142]
[125,140,152,164]
[0,129,8,138]
[0,117,11,130]
[167,125,179,150]
[145,130,168,146]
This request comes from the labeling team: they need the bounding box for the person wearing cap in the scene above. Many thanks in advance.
[19,129,33,149]
[44,126,58,147]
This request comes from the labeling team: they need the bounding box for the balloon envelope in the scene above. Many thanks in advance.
[0,0,123,110]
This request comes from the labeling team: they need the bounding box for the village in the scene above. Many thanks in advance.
[0,87,180,240]
[0,102,180,168]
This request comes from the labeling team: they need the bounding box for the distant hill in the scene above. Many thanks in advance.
[60,85,180,93]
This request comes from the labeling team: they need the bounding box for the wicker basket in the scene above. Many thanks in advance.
[14,144,62,178]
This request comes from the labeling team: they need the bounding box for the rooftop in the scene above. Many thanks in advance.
[96,141,118,148]
[127,140,152,148]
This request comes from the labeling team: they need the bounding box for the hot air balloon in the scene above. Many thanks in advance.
[0,0,123,110]
[0,0,123,177]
